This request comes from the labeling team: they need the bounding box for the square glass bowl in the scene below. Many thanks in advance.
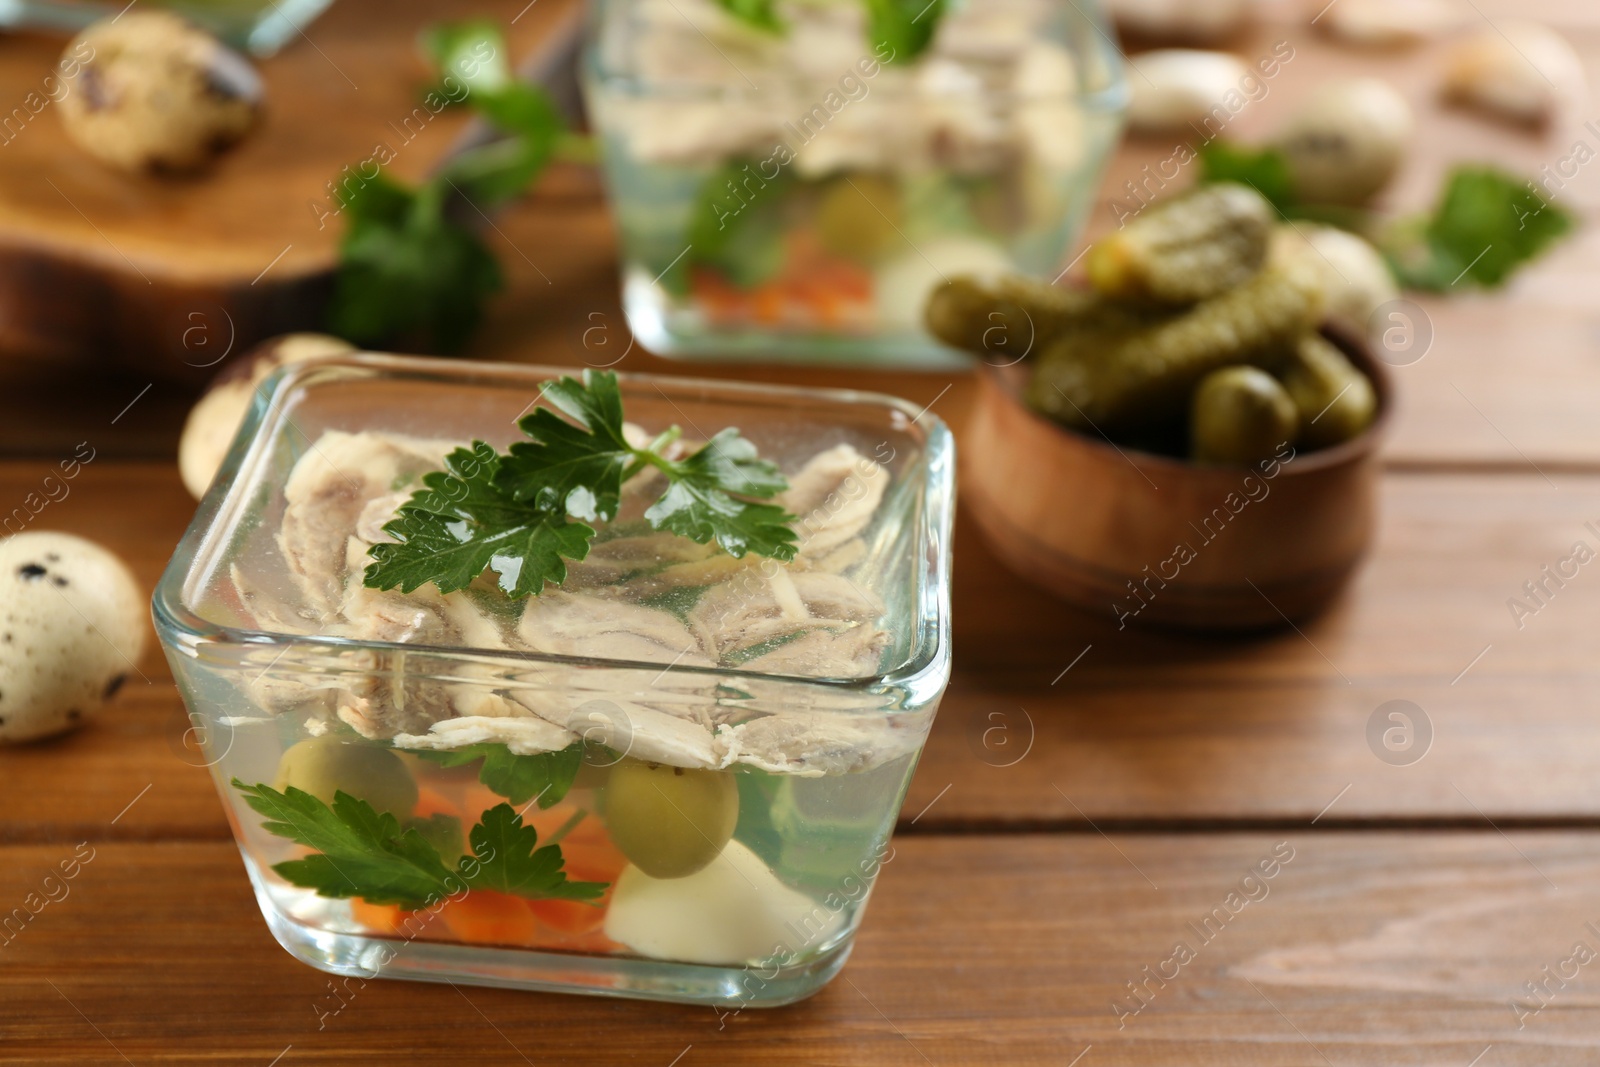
[152,353,954,1006]
[582,0,1128,367]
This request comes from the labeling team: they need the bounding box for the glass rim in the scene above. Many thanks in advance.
[152,353,956,699]
[579,0,1130,112]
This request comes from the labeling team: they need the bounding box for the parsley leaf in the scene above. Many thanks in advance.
[711,0,784,34]
[1198,142,1297,213]
[421,18,512,96]
[440,83,563,210]
[863,0,947,63]
[325,20,563,352]
[708,0,943,59]
[499,371,634,522]
[328,177,503,352]
[644,428,799,560]
[1199,142,1574,292]
[234,780,458,909]
[467,804,606,901]
[1385,166,1575,291]
[365,371,798,598]
[412,742,583,809]
[667,161,794,296]
[364,442,595,598]
[234,781,606,908]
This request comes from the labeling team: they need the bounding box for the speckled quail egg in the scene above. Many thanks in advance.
[1441,21,1586,128]
[1126,49,1250,135]
[178,333,355,499]
[1318,0,1463,50]
[1273,78,1412,206]
[1107,0,1255,46]
[57,11,263,173]
[0,532,146,743]
[1268,223,1399,340]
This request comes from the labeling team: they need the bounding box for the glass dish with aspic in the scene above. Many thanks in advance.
[152,354,954,1006]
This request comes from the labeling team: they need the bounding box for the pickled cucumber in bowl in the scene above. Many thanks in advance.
[925,182,1380,464]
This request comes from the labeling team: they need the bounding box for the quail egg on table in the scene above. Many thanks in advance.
[1273,78,1412,206]
[57,11,263,173]
[178,333,355,499]
[0,532,146,743]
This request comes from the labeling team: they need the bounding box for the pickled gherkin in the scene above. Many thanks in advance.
[1027,265,1324,433]
[1279,333,1377,449]
[1190,366,1299,465]
[1086,183,1275,304]
[924,275,1133,358]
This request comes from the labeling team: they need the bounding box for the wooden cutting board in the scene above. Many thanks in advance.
[0,0,579,385]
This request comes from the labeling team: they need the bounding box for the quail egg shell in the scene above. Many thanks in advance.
[0,532,145,742]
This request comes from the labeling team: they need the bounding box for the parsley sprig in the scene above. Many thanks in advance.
[234,780,605,910]
[364,370,799,599]
[326,21,565,352]
[712,0,946,62]
[412,743,583,808]
[1197,145,1574,292]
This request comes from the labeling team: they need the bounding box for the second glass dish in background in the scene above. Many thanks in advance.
[583,0,1128,367]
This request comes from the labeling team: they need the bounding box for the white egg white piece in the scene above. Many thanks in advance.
[603,840,846,965]
[0,532,145,742]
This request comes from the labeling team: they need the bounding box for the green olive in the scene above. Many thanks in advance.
[1190,366,1299,465]
[815,175,901,263]
[273,736,418,817]
[603,760,739,879]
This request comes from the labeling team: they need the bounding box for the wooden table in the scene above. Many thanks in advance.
[5,1,1600,1063]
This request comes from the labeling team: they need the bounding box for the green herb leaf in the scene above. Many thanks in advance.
[364,442,594,598]
[498,371,634,522]
[644,428,799,560]
[711,0,784,34]
[234,780,457,909]
[1385,165,1575,291]
[412,742,584,809]
[863,0,946,63]
[466,804,606,901]
[421,18,512,95]
[441,83,563,210]
[326,19,563,351]
[327,177,503,352]
[1197,142,1297,213]
[666,161,793,295]
[366,372,797,597]
[234,780,606,908]
[406,812,467,861]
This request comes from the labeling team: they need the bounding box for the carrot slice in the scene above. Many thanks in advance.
[439,890,540,948]
[350,899,403,934]
[411,786,459,821]
[527,896,607,936]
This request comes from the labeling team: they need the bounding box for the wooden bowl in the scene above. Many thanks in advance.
[962,328,1392,631]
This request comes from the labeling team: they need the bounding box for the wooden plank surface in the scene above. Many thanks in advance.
[4,0,1600,1062]
[4,835,1599,1065]
[6,5,1600,463]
